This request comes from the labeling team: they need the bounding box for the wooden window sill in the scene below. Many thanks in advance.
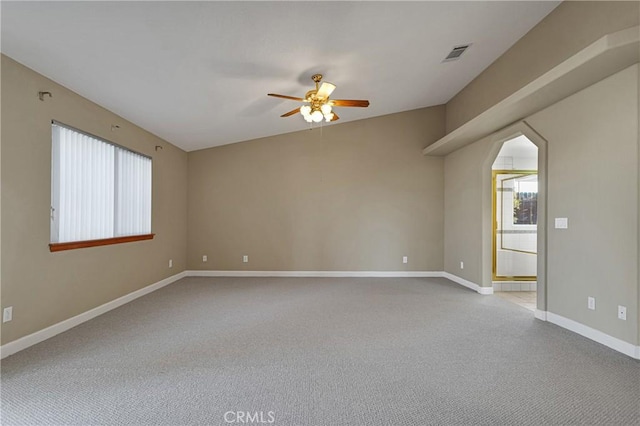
[49,234,154,252]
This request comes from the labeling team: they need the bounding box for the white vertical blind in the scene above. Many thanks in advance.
[51,123,152,243]
[116,149,152,236]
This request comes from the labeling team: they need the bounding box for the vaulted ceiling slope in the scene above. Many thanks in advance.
[1,1,559,151]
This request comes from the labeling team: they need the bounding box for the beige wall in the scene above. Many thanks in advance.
[0,55,188,345]
[444,65,638,345]
[445,1,640,133]
[188,107,445,271]
[527,64,638,345]
[443,135,495,284]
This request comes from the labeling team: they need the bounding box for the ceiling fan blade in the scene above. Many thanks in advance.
[330,112,340,122]
[268,93,305,102]
[331,99,370,107]
[316,82,336,99]
[280,107,301,118]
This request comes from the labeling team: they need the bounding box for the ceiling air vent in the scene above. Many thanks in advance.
[443,44,471,62]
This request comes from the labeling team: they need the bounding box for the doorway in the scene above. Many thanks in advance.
[491,135,538,310]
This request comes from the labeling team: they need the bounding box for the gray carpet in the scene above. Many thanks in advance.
[1,277,639,425]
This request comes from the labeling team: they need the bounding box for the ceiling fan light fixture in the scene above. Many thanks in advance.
[268,74,369,125]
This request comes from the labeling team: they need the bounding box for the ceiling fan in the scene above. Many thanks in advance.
[268,74,369,123]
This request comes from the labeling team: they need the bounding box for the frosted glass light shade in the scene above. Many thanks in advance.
[300,105,311,116]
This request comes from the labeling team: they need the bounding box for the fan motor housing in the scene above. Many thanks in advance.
[304,90,317,101]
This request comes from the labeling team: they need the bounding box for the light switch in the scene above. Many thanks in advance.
[555,218,568,229]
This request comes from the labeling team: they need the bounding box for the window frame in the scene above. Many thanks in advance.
[49,121,154,252]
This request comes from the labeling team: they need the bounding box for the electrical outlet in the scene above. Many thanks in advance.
[618,305,627,320]
[402,256,408,264]
[243,255,249,263]
[588,297,596,310]
[3,306,13,323]
[460,261,464,269]
[202,255,208,262]
[169,259,173,268]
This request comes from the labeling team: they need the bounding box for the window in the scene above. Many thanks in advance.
[50,122,152,251]
[512,175,538,225]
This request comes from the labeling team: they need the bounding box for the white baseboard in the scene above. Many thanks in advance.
[186,270,493,295]
[186,270,442,278]
[539,311,640,360]
[0,271,187,359]
[534,309,547,321]
[441,272,493,295]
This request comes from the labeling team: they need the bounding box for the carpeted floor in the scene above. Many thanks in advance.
[1,277,639,425]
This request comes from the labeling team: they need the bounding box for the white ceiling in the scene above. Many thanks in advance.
[498,135,539,158]
[1,1,559,152]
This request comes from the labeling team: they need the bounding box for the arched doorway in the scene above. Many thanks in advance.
[480,122,548,317]
[492,136,538,310]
